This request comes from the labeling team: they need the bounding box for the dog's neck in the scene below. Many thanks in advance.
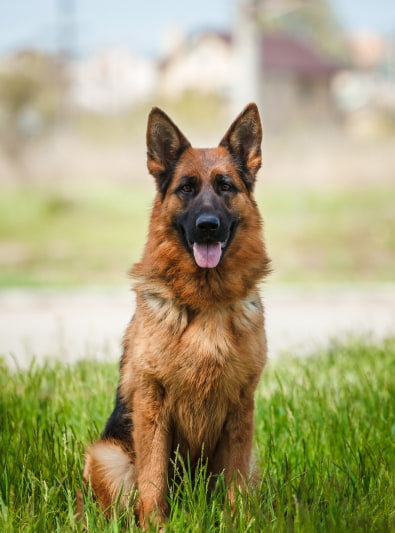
[131,247,270,311]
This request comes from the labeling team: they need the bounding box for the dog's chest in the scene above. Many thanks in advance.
[170,355,230,458]
[141,292,265,379]
[162,307,246,403]
[153,296,264,453]
[129,291,266,459]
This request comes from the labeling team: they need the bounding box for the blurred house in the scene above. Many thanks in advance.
[347,32,386,70]
[261,33,343,128]
[67,48,157,113]
[158,31,343,128]
[63,30,345,127]
[331,32,395,136]
[158,32,232,98]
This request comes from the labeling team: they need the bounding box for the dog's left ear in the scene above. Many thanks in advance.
[147,107,191,194]
[219,103,262,191]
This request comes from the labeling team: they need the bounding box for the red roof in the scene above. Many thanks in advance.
[262,34,342,77]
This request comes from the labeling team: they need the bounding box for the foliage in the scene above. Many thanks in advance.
[262,0,349,61]
[0,52,64,163]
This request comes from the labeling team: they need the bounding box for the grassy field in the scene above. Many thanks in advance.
[0,182,394,286]
[1,336,394,532]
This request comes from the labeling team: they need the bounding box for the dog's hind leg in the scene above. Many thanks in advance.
[83,439,136,514]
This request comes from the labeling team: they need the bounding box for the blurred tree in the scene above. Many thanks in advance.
[262,0,349,61]
[0,52,64,179]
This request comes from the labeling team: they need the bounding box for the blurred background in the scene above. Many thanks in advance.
[0,0,394,363]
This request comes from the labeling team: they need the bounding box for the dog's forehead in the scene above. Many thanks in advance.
[175,146,235,178]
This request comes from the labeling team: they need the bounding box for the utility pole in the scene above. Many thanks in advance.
[57,0,75,61]
[232,0,264,115]
[232,0,308,116]
[56,0,76,120]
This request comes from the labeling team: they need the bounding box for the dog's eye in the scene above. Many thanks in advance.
[220,182,232,192]
[181,184,193,193]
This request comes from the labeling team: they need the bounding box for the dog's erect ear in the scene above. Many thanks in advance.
[219,103,262,191]
[146,107,191,194]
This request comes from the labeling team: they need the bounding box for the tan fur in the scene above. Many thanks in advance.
[83,441,135,510]
[81,104,270,528]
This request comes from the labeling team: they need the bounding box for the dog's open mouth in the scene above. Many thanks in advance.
[192,242,226,269]
[179,221,236,269]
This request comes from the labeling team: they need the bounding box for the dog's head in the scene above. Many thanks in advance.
[146,104,262,269]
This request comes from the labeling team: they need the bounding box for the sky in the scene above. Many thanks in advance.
[0,0,394,57]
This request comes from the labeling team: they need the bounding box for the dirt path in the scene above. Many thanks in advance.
[1,285,394,369]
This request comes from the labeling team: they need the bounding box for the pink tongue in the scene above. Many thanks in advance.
[193,242,222,268]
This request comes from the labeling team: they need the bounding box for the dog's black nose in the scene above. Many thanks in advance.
[196,215,220,232]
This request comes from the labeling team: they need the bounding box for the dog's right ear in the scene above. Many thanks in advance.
[146,107,191,194]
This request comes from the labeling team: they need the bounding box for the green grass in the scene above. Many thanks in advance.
[262,186,395,283]
[0,184,154,286]
[0,183,394,286]
[1,336,394,532]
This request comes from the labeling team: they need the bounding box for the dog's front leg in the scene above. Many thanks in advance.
[133,387,171,529]
[214,395,255,502]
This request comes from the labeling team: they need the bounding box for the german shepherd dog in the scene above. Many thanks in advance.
[81,103,270,527]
